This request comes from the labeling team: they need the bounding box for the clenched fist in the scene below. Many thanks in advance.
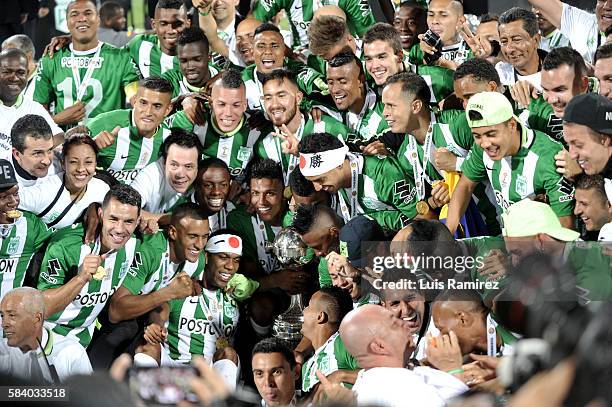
[166,271,194,299]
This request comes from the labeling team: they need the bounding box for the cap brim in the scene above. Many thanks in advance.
[0,182,18,190]
[547,227,581,242]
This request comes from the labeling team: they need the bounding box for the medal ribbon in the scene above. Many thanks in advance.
[338,153,360,223]
[486,313,498,357]
[197,288,225,338]
[407,113,436,200]
[71,42,102,101]
[254,214,277,273]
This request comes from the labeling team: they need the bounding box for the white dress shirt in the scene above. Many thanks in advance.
[0,327,92,383]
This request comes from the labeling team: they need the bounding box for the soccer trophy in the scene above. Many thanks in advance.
[266,228,310,348]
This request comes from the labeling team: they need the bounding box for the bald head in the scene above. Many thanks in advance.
[340,305,385,356]
[237,17,262,33]
[340,304,413,369]
[313,5,347,21]
[429,0,464,15]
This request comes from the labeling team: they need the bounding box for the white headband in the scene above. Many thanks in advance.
[299,145,349,177]
[205,234,243,256]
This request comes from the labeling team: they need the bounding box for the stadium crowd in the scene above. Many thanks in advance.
[0,0,611,406]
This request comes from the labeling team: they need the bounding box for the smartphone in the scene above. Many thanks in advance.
[128,366,199,406]
[422,30,442,65]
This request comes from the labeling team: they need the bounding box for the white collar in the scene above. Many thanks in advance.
[69,41,103,56]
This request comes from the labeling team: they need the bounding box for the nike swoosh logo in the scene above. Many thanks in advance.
[142,63,152,67]
[120,154,129,159]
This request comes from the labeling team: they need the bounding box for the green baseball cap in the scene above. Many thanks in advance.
[466,91,515,128]
[502,200,580,242]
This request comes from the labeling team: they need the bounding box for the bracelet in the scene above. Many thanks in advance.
[198,9,210,16]
[447,368,464,375]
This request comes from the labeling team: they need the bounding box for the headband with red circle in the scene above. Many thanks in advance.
[205,234,243,256]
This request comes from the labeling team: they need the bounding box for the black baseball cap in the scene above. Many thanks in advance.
[339,215,386,269]
[0,159,18,190]
[564,93,612,135]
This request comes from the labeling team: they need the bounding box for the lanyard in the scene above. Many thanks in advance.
[338,154,360,223]
[254,214,277,273]
[346,90,376,136]
[486,314,498,357]
[274,115,305,184]
[39,327,60,384]
[70,42,102,101]
[197,287,225,338]
[407,113,435,200]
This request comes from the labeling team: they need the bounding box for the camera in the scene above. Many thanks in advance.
[494,253,612,405]
[422,30,443,65]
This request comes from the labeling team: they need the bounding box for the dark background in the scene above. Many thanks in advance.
[476,0,596,15]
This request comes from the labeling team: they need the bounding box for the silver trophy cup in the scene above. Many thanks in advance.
[265,228,310,348]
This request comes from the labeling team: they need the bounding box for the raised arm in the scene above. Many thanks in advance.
[193,0,230,57]
[527,0,564,29]
[108,272,194,323]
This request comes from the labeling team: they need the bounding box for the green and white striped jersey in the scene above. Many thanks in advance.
[122,231,206,296]
[461,125,575,217]
[520,95,563,143]
[302,332,359,392]
[335,153,417,231]
[341,89,388,143]
[226,205,284,274]
[383,110,500,234]
[255,113,351,183]
[165,287,239,363]
[395,110,470,187]
[87,109,171,184]
[126,34,179,78]
[252,0,374,49]
[167,110,267,181]
[161,65,220,99]
[37,224,138,347]
[241,59,329,112]
[558,3,605,63]
[0,212,54,300]
[33,42,140,124]
[539,29,571,52]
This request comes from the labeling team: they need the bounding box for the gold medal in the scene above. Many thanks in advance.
[416,200,430,215]
[5,210,22,219]
[93,266,107,281]
[216,337,229,350]
[283,186,292,200]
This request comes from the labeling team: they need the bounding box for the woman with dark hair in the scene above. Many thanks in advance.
[18,134,110,229]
